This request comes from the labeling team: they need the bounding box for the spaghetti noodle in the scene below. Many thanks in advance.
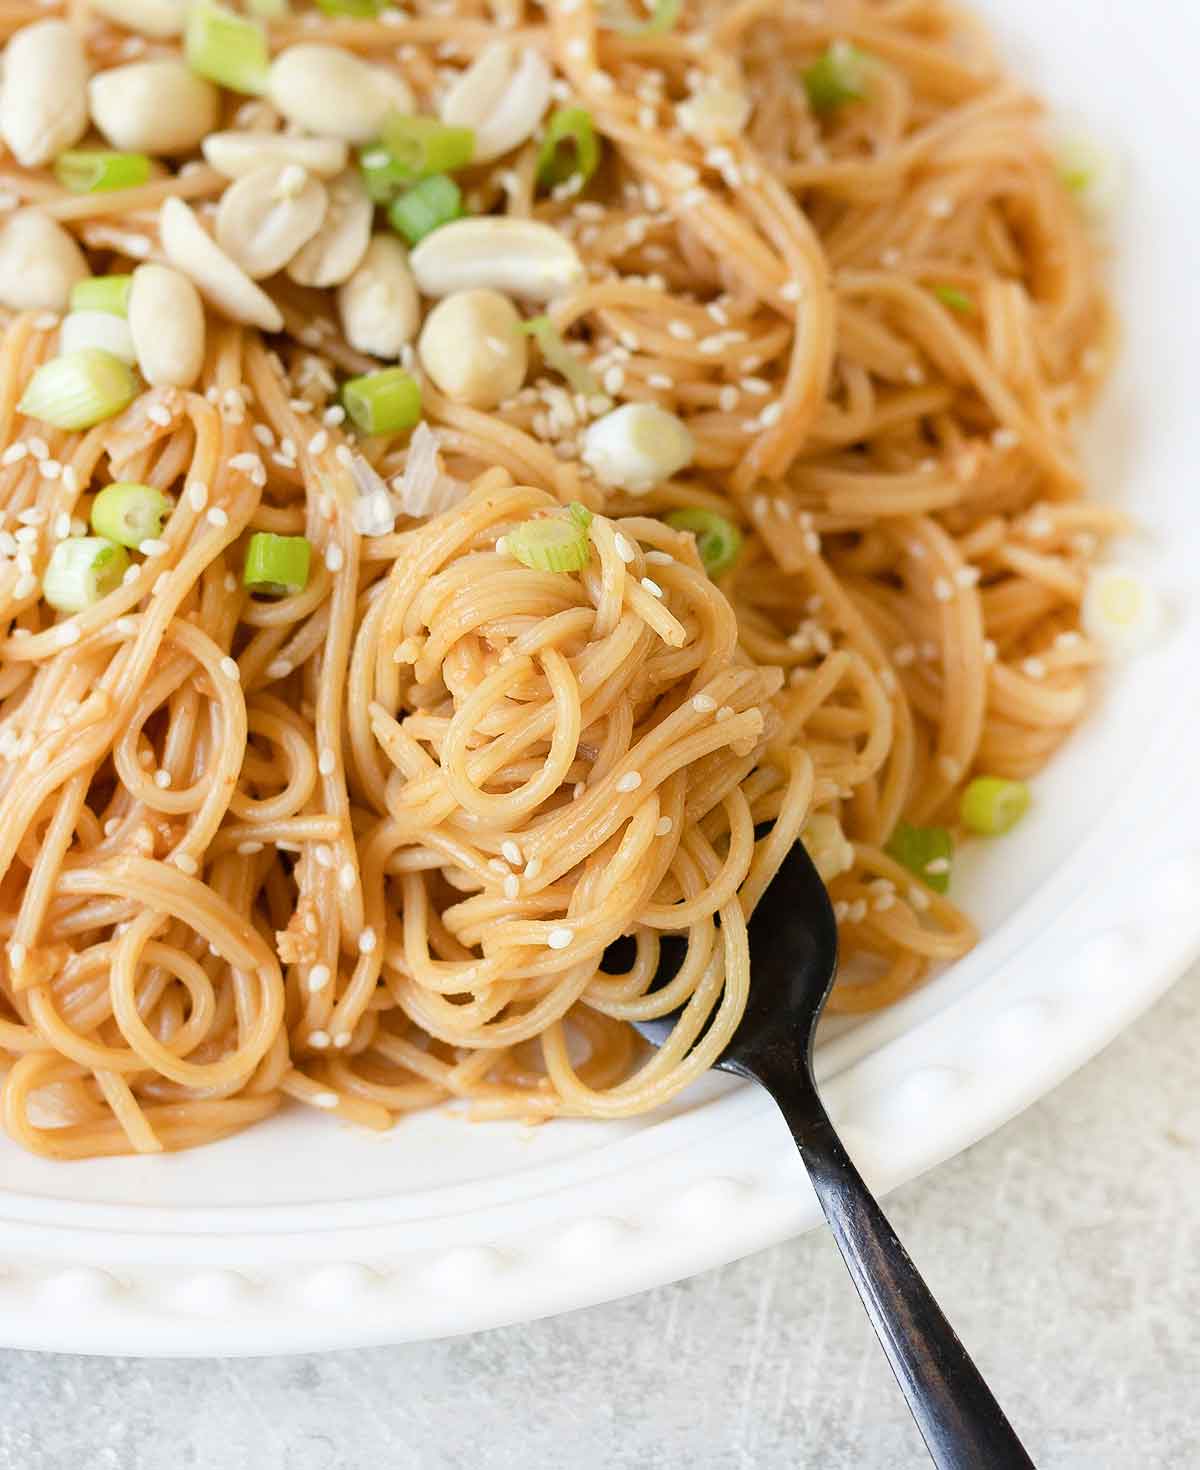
[0,0,1117,1156]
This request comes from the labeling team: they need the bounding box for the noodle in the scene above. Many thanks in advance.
[0,0,1115,1156]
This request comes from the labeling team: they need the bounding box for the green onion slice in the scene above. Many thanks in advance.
[960,776,1031,836]
[566,501,593,530]
[802,41,869,115]
[315,0,381,12]
[91,482,173,548]
[664,507,743,578]
[518,315,602,398]
[932,284,975,314]
[506,517,592,573]
[884,820,953,894]
[537,107,601,189]
[18,349,139,431]
[54,151,153,195]
[342,368,422,436]
[185,0,270,95]
[69,275,134,317]
[387,174,464,246]
[378,114,475,182]
[243,532,312,595]
[43,536,129,613]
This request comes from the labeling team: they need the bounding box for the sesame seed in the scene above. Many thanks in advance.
[52,511,70,539]
[206,507,229,528]
[13,574,37,599]
[692,694,716,713]
[153,768,171,789]
[715,705,734,722]
[314,844,334,868]
[991,427,1020,451]
[312,1091,339,1110]
[546,926,573,950]
[219,656,239,680]
[501,839,523,866]
[307,964,331,992]
[308,1030,330,1050]
[187,481,209,511]
[758,401,783,428]
[937,755,962,783]
[640,577,664,599]
[524,856,543,880]
[27,438,48,461]
[139,538,167,557]
[237,840,264,855]
[718,385,739,412]
[318,748,336,776]
[667,320,695,341]
[954,566,981,588]
[927,194,953,218]
[502,875,520,900]
[325,543,344,573]
[655,816,673,836]
[8,941,26,968]
[616,771,642,793]
[173,853,199,875]
[358,927,377,955]
[983,639,998,664]
[647,373,674,391]
[1022,656,1047,680]
[933,577,954,603]
[147,403,171,427]
[338,862,356,891]
[644,550,673,565]
[614,533,636,564]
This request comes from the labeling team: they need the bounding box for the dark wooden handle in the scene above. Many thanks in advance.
[773,1083,1036,1469]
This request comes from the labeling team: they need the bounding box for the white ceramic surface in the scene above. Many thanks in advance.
[2,0,1198,1358]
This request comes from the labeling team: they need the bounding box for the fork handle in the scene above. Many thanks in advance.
[774,1083,1036,1469]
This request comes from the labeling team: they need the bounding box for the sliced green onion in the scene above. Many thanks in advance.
[932,284,975,314]
[506,517,591,573]
[69,275,133,317]
[243,532,312,595]
[537,106,601,190]
[18,349,139,431]
[518,315,602,397]
[90,482,172,548]
[185,0,270,95]
[387,174,464,246]
[315,0,381,12]
[566,501,593,530]
[802,42,869,115]
[664,507,743,578]
[885,820,953,895]
[54,150,153,195]
[43,537,129,613]
[960,777,1031,837]
[379,114,475,181]
[342,368,422,435]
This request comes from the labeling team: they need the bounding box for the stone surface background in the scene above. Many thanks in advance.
[2,966,1197,1469]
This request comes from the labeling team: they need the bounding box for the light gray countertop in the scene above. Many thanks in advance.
[3,965,1197,1469]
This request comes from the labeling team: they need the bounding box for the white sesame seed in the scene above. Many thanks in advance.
[206,507,229,528]
[358,927,377,955]
[954,566,981,588]
[187,481,209,511]
[640,577,663,598]
[991,427,1020,451]
[523,856,543,880]
[153,768,171,789]
[237,840,264,855]
[925,857,951,876]
[501,839,523,867]
[266,659,292,680]
[692,694,717,713]
[333,1031,351,1048]
[1022,656,1047,680]
[667,320,695,341]
[933,577,954,603]
[147,403,171,427]
[325,543,344,573]
[307,964,331,992]
[546,926,573,950]
[219,656,239,680]
[338,862,356,891]
[927,194,954,218]
[502,874,520,900]
[139,538,167,557]
[52,511,70,539]
[715,705,733,722]
[644,549,673,565]
[27,437,48,461]
[314,844,334,868]
[614,533,636,564]
[495,536,508,556]
[312,1091,339,1110]
[13,574,37,599]
[615,771,643,793]
[655,816,673,836]
[318,748,335,776]
[8,941,27,968]
[173,853,199,875]
[308,1030,330,1050]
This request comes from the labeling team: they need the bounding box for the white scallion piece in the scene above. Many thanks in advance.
[1080,565,1162,657]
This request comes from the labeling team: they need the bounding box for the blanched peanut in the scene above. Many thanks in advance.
[439,43,551,164]
[417,290,527,409]
[0,210,88,312]
[202,131,348,180]
[581,404,694,493]
[287,169,372,288]
[89,59,220,155]
[408,218,585,302]
[0,20,89,168]
[337,235,420,358]
[266,46,414,144]
[128,264,206,388]
[159,197,283,332]
[215,163,328,280]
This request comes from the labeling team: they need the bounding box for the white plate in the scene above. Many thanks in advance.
[3,0,1199,1358]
